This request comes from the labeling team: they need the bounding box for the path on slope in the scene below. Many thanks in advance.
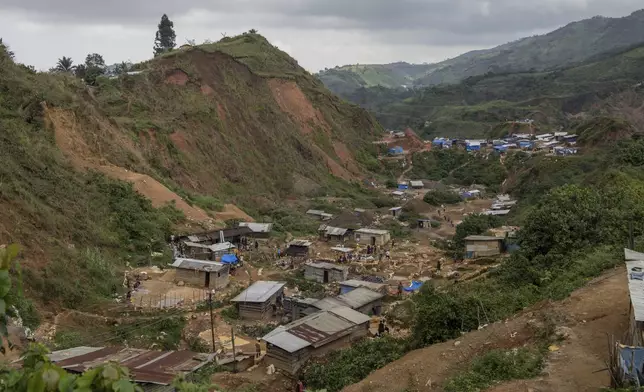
[343,266,628,392]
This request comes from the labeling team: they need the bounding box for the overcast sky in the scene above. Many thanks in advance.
[0,1,642,72]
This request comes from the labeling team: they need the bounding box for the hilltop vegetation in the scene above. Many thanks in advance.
[318,9,644,96]
[0,33,382,314]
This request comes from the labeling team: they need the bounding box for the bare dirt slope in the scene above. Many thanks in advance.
[343,266,628,392]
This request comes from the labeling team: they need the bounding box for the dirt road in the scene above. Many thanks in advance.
[342,266,629,392]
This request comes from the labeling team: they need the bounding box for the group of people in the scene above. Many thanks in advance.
[437,207,455,227]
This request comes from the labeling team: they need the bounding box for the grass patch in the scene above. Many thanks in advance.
[444,347,545,392]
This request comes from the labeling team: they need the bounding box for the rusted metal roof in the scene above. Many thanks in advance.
[48,347,214,386]
[262,306,368,353]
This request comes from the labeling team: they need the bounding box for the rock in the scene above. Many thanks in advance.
[454,341,461,347]
[177,281,185,287]
[555,326,573,340]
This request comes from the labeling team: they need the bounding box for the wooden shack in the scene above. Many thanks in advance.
[238,222,273,239]
[318,225,350,242]
[354,228,391,246]
[262,306,370,374]
[231,281,286,320]
[339,279,388,295]
[286,240,312,258]
[310,287,385,316]
[304,261,349,284]
[464,235,504,258]
[170,258,230,289]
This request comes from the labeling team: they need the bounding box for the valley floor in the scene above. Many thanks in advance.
[342,266,628,392]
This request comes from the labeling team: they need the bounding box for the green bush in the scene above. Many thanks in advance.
[423,189,461,206]
[303,337,408,392]
[53,330,83,350]
[221,305,240,322]
[444,348,545,392]
[430,220,441,228]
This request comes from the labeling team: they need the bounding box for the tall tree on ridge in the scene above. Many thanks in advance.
[154,14,176,56]
[55,56,74,72]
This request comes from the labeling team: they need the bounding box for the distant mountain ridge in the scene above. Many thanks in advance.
[318,9,644,96]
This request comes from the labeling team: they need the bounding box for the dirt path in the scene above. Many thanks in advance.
[342,266,629,392]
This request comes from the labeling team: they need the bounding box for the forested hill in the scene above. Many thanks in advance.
[318,9,644,96]
[343,42,644,139]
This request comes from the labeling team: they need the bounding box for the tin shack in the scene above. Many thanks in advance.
[464,235,504,258]
[304,261,349,284]
[354,228,391,246]
[231,281,286,320]
[262,306,370,374]
[170,258,230,289]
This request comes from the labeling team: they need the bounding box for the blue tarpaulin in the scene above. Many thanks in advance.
[398,184,409,190]
[220,254,238,264]
[403,281,423,292]
[619,345,644,384]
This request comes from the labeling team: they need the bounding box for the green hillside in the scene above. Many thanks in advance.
[319,9,644,97]
[346,43,644,138]
[0,33,384,316]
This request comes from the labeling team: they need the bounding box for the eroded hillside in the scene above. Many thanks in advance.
[0,34,382,316]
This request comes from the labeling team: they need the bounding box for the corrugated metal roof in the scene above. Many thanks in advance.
[262,306,367,353]
[307,210,326,216]
[331,247,354,253]
[626,258,644,322]
[171,258,227,272]
[410,181,424,187]
[392,191,405,196]
[238,222,273,233]
[183,242,210,249]
[484,209,511,216]
[389,207,403,211]
[312,297,347,310]
[339,279,386,292]
[465,235,503,241]
[328,306,371,324]
[48,347,214,386]
[337,287,384,308]
[625,248,644,261]
[231,281,286,303]
[324,226,348,236]
[209,242,236,252]
[289,240,313,247]
[355,228,389,236]
[306,261,349,271]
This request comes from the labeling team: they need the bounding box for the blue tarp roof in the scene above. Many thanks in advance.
[220,254,238,264]
[403,281,423,292]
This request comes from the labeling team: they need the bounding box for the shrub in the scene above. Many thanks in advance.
[444,348,545,392]
[303,337,408,392]
[423,189,461,206]
[221,305,240,321]
[430,220,441,228]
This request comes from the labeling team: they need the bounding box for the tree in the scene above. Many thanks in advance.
[248,29,258,34]
[153,14,176,56]
[0,38,14,61]
[85,53,105,69]
[82,53,106,85]
[113,61,131,75]
[55,56,74,72]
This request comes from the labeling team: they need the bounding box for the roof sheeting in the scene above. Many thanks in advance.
[209,242,236,252]
[238,222,273,233]
[312,297,347,310]
[306,261,349,272]
[289,240,313,247]
[48,347,214,386]
[231,281,286,303]
[355,228,389,236]
[410,181,424,187]
[484,209,511,216]
[339,279,387,292]
[337,287,384,308]
[626,251,644,322]
[262,306,369,353]
[464,235,503,241]
[319,225,348,236]
[171,258,227,272]
[331,247,354,253]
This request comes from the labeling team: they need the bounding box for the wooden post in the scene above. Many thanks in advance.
[209,291,216,352]
[231,326,237,373]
